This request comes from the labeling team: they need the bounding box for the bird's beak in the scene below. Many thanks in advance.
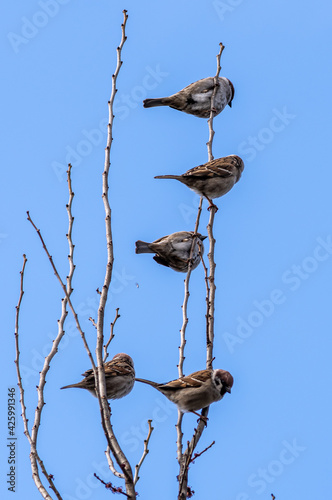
[228,102,232,108]
[225,386,231,393]
[201,236,207,241]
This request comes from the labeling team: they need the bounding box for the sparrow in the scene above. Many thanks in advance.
[135,231,206,273]
[143,77,234,118]
[60,353,135,400]
[155,155,244,209]
[135,369,233,417]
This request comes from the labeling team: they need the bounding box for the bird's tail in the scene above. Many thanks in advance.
[154,175,180,180]
[135,240,153,254]
[60,382,84,391]
[135,377,159,389]
[143,97,171,108]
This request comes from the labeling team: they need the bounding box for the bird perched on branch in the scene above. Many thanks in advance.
[60,353,135,400]
[136,369,233,417]
[143,77,234,118]
[135,231,206,273]
[155,155,244,209]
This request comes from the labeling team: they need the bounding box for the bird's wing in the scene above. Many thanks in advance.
[160,370,211,391]
[81,361,132,379]
[184,163,233,180]
[208,166,234,177]
[153,255,171,268]
[104,360,133,377]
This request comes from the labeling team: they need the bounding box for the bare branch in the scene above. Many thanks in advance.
[105,447,125,480]
[176,411,184,463]
[17,164,81,499]
[176,197,204,468]
[178,196,204,378]
[178,407,210,499]
[26,211,96,372]
[189,440,215,464]
[206,43,225,162]
[178,44,223,499]
[89,10,135,498]
[206,206,217,370]
[15,258,63,500]
[66,164,76,295]
[134,420,154,485]
[94,474,130,496]
[104,308,120,362]
[89,317,97,329]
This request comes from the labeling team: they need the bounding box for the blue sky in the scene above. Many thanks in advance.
[1,1,332,499]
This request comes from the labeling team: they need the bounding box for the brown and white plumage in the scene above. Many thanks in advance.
[143,77,234,118]
[135,231,206,273]
[135,369,233,413]
[155,155,244,208]
[60,353,135,400]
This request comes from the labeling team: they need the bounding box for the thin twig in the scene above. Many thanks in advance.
[14,256,54,499]
[189,440,215,464]
[105,446,125,479]
[178,407,210,499]
[178,196,204,378]
[206,207,217,370]
[104,308,120,362]
[176,411,184,463]
[134,420,154,485]
[89,317,97,329]
[94,474,130,496]
[206,43,225,162]
[17,164,79,499]
[176,197,203,465]
[27,211,96,373]
[198,242,211,351]
[15,259,63,500]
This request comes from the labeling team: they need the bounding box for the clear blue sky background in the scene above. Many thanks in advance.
[1,1,331,499]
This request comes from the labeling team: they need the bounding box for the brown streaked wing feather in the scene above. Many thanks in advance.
[205,165,233,177]
[159,379,192,390]
[186,369,212,383]
[160,370,211,391]
[183,165,216,180]
[104,361,132,377]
